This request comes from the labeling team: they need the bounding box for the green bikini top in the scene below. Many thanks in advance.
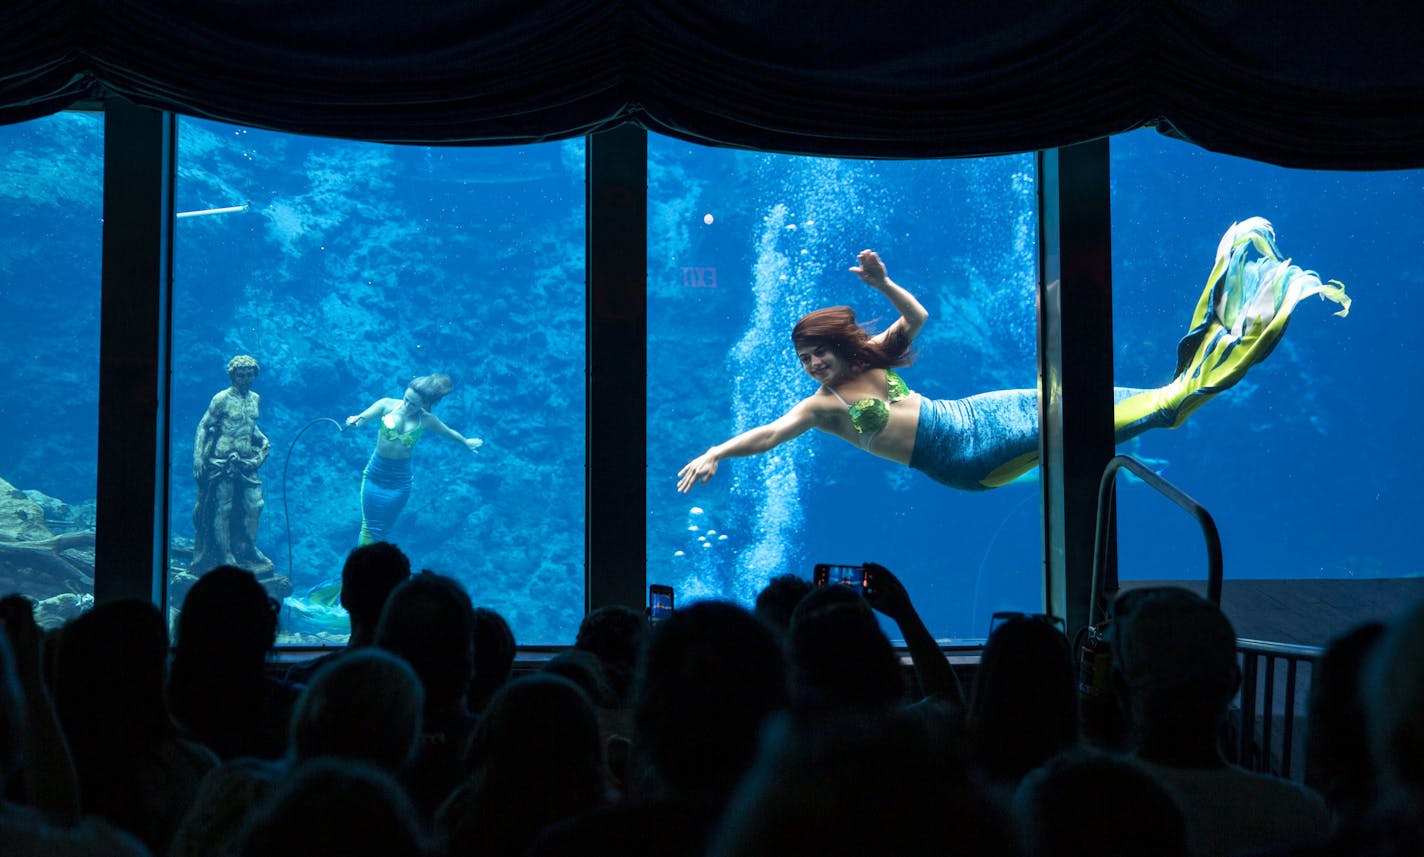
[378,412,425,448]
[826,369,913,448]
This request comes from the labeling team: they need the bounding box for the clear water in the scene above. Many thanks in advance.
[1,112,1418,644]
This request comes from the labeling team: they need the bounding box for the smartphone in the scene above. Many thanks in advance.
[648,583,674,624]
[813,563,872,597]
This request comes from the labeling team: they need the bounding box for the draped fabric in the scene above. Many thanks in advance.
[1,1,1421,167]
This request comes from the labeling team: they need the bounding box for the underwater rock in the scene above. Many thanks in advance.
[0,476,54,542]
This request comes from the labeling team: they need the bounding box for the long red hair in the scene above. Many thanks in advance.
[791,306,913,371]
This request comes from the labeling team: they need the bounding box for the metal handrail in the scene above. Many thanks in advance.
[1089,455,1224,627]
[1234,639,1323,780]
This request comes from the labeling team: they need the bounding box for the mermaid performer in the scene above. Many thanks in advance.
[346,373,484,544]
[677,218,1349,493]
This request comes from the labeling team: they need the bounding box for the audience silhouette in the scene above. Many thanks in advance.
[236,757,432,857]
[172,647,425,857]
[968,614,1078,802]
[440,673,607,857]
[469,606,516,715]
[376,569,479,821]
[168,565,298,761]
[12,563,1413,857]
[0,607,151,855]
[752,572,814,640]
[285,540,412,685]
[1012,748,1190,857]
[51,598,217,854]
[1109,586,1329,856]
[529,600,787,857]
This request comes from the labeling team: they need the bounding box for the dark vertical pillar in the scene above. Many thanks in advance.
[585,124,648,613]
[1037,141,1115,634]
[95,98,173,604]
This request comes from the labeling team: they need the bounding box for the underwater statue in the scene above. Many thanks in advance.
[346,372,484,545]
[678,217,1350,493]
[192,354,273,574]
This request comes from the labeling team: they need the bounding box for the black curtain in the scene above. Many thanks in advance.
[2,1,1421,167]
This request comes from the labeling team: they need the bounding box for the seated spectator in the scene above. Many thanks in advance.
[0,593,77,819]
[469,606,516,715]
[574,604,649,708]
[439,674,607,857]
[51,598,218,854]
[236,757,432,857]
[0,617,149,856]
[1109,586,1329,857]
[968,614,1077,803]
[285,540,412,685]
[542,648,617,710]
[753,573,814,640]
[709,709,1015,857]
[1012,748,1189,857]
[171,648,425,857]
[1306,621,1387,829]
[786,581,903,714]
[529,600,788,857]
[377,570,479,820]
[1359,597,1424,856]
[168,565,299,760]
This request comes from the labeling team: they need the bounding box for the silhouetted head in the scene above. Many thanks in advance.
[451,674,606,857]
[1108,586,1239,737]
[54,598,173,749]
[290,648,424,773]
[1013,749,1190,857]
[575,604,649,706]
[173,565,279,673]
[787,583,902,713]
[376,571,475,711]
[238,757,430,857]
[542,648,616,709]
[634,600,787,798]
[1363,598,1424,799]
[753,573,815,639]
[969,616,1077,784]
[0,633,23,790]
[469,607,516,715]
[340,541,412,634]
[1305,620,1386,819]
[710,710,1014,857]
[466,673,602,800]
[575,604,649,673]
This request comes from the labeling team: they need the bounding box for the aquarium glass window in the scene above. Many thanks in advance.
[171,119,587,646]
[0,112,103,628]
[648,135,1040,642]
[1110,128,1418,604]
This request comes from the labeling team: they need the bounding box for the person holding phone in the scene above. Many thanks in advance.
[346,373,484,545]
[677,219,1349,493]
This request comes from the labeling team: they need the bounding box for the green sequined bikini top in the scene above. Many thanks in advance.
[826,369,913,448]
[378,412,425,448]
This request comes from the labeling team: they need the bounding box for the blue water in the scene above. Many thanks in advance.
[1,113,1419,643]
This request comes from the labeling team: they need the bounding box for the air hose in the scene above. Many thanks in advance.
[282,417,347,579]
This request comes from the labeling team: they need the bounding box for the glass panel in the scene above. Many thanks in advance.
[171,121,587,645]
[648,136,1040,641]
[1110,129,1419,623]
[0,113,103,628]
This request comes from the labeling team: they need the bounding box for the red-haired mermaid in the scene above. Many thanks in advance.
[677,219,1349,493]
